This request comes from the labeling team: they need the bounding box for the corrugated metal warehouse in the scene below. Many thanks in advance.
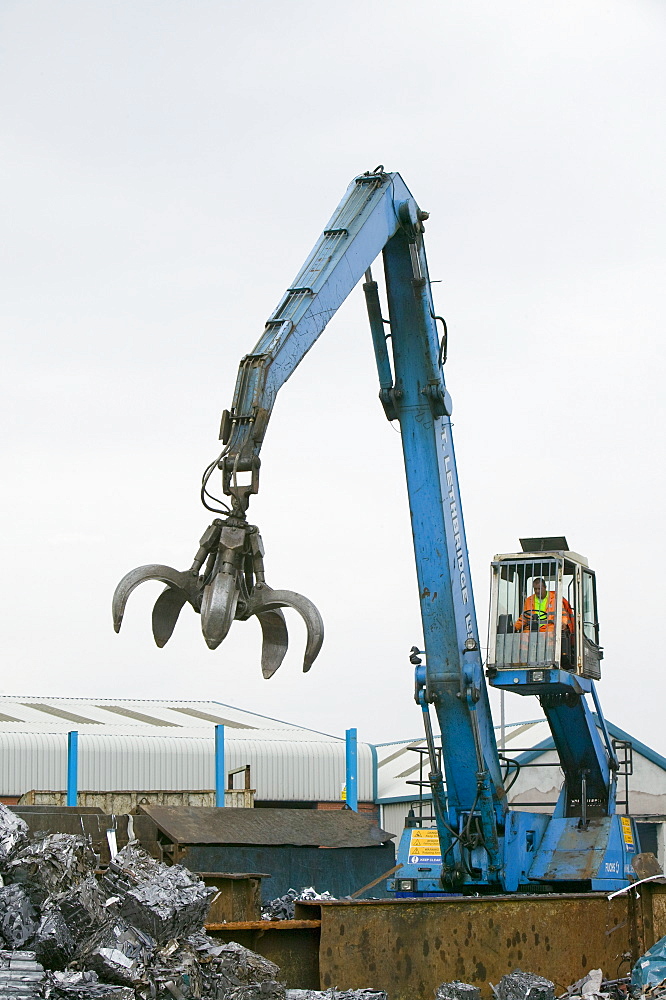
[0,697,375,807]
[1,695,664,866]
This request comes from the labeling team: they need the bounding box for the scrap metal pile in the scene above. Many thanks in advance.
[261,889,336,921]
[285,993,386,1000]
[0,806,283,1000]
[437,971,633,1000]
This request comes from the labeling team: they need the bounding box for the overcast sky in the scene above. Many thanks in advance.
[1,0,664,753]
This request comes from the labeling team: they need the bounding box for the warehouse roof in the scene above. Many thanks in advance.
[142,805,393,846]
[0,696,339,738]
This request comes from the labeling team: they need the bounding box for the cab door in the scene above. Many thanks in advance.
[577,568,602,679]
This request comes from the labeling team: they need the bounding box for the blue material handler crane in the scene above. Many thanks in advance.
[114,168,640,895]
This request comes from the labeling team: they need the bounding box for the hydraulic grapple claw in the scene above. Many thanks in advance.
[112,564,200,636]
[113,518,324,673]
[242,584,324,673]
[255,608,289,679]
[152,586,189,648]
[201,569,239,649]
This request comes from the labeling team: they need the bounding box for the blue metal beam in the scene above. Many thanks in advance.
[67,731,78,807]
[215,724,225,807]
[381,229,504,820]
[346,728,358,811]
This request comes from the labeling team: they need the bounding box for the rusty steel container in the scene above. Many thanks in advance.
[289,885,666,999]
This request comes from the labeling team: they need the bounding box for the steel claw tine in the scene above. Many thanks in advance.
[113,564,198,633]
[152,586,189,648]
[254,608,289,679]
[201,570,240,650]
[244,585,324,672]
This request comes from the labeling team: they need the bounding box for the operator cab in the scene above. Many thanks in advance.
[487,536,603,686]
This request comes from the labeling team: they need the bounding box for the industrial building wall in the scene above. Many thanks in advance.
[0,732,375,802]
[506,750,666,817]
[380,801,419,841]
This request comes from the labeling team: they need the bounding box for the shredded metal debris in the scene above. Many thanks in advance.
[43,970,135,1000]
[496,972,556,1000]
[31,911,75,971]
[0,950,44,1000]
[0,806,29,867]
[0,813,288,1000]
[48,880,108,952]
[285,992,387,1000]
[5,835,99,906]
[75,917,155,986]
[436,984,482,1000]
[261,888,336,921]
[0,887,39,950]
[101,845,214,945]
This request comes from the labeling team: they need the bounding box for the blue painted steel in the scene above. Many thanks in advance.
[544,693,611,807]
[215,724,225,807]
[345,728,358,812]
[590,681,619,767]
[393,808,552,894]
[66,730,78,807]
[380,226,506,883]
[225,172,420,472]
[492,668,613,812]
[528,815,640,889]
[490,667,592,696]
[369,742,379,804]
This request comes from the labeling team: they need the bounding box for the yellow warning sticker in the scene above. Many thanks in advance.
[621,816,635,847]
[408,829,441,864]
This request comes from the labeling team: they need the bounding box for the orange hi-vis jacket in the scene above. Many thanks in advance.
[514,591,575,633]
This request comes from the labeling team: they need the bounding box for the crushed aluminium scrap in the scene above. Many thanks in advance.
[0,805,284,999]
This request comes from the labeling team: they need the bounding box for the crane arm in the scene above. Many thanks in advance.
[217,168,425,508]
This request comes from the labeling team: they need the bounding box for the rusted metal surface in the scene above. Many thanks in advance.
[198,872,267,922]
[301,895,637,999]
[649,884,666,942]
[626,882,666,957]
[206,920,320,989]
[140,805,393,847]
[206,920,321,931]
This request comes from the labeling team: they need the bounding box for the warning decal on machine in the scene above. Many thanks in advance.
[620,816,635,850]
[408,828,441,865]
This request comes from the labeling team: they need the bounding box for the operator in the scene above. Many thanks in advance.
[514,577,574,633]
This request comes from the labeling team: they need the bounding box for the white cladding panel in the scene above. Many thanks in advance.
[0,731,374,801]
[380,801,418,841]
[0,733,66,795]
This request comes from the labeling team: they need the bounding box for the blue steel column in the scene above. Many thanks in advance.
[381,230,505,823]
[215,725,225,807]
[67,731,78,807]
[345,728,358,811]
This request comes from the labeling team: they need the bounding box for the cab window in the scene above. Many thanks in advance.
[582,571,599,644]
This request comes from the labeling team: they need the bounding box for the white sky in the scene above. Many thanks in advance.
[1,1,664,752]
